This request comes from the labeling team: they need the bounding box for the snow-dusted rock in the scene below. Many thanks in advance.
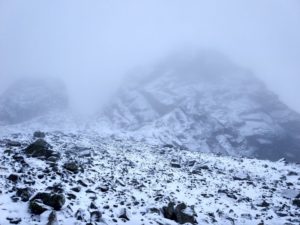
[98,51,300,162]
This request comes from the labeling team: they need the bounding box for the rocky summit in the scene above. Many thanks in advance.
[0,131,300,225]
[98,52,300,162]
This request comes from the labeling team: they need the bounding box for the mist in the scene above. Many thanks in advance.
[0,0,300,114]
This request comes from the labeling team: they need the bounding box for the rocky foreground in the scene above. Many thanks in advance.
[0,131,300,225]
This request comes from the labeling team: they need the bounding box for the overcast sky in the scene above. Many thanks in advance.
[0,0,300,113]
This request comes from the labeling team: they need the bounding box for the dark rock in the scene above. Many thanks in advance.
[163,144,174,148]
[7,174,19,183]
[6,217,22,224]
[118,208,130,221]
[63,162,79,173]
[162,202,197,224]
[98,185,109,192]
[71,186,81,192]
[90,210,102,222]
[187,160,197,167]
[293,199,300,208]
[33,131,46,138]
[288,171,298,176]
[77,180,88,187]
[218,189,237,200]
[149,207,161,214]
[12,154,25,163]
[29,199,48,215]
[46,184,64,194]
[16,187,33,202]
[67,193,76,200]
[31,192,65,210]
[24,139,59,161]
[75,209,86,221]
[47,211,58,225]
[257,200,270,208]
[162,202,176,221]
[6,140,22,147]
[90,202,98,209]
[175,203,197,224]
[47,156,60,162]
[233,173,249,181]
[171,163,181,168]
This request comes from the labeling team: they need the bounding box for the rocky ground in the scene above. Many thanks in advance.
[0,131,300,225]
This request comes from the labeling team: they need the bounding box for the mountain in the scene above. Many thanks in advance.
[0,131,299,225]
[99,51,300,162]
[0,77,68,125]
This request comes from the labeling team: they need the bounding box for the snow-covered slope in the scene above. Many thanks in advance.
[98,52,300,162]
[0,77,68,125]
[0,131,300,225]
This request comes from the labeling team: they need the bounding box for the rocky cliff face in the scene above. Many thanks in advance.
[99,52,300,162]
[0,78,68,125]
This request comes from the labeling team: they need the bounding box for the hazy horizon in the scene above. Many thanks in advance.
[1,0,300,114]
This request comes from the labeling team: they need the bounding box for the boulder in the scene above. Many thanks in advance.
[7,174,19,183]
[16,187,33,202]
[29,200,49,215]
[63,161,79,173]
[24,139,60,161]
[30,192,65,211]
[162,202,197,224]
[90,210,102,222]
[293,199,300,208]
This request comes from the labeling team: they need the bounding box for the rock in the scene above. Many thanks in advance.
[98,185,109,192]
[77,180,88,187]
[233,172,249,181]
[218,189,237,200]
[162,202,176,221]
[75,209,87,221]
[257,200,270,208]
[6,140,22,147]
[47,156,60,162]
[171,163,181,168]
[187,160,197,167]
[149,207,161,214]
[163,144,174,148]
[33,131,46,138]
[67,193,76,200]
[90,210,102,222]
[47,211,58,225]
[118,208,130,221]
[16,187,33,202]
[29,199,49,215]
[162,202,197,224]
[192,164,210,174]
[293,199,300,208]
[71,186,81,192]
[175,203,197,225]
[31,192,65,210]
[7,174,19,182]
[6,217,22,224]
[63,161,79,173]
[24,139,59,161]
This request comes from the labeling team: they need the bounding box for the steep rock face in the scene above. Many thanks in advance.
[0,78,68,125]
[100,52,300,162]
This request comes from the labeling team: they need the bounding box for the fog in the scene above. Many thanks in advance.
[0,0,300,114]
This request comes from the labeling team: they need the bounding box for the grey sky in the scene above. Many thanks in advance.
[0,0,300,113]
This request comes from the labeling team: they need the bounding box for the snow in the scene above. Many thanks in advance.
[1,130,300,225]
